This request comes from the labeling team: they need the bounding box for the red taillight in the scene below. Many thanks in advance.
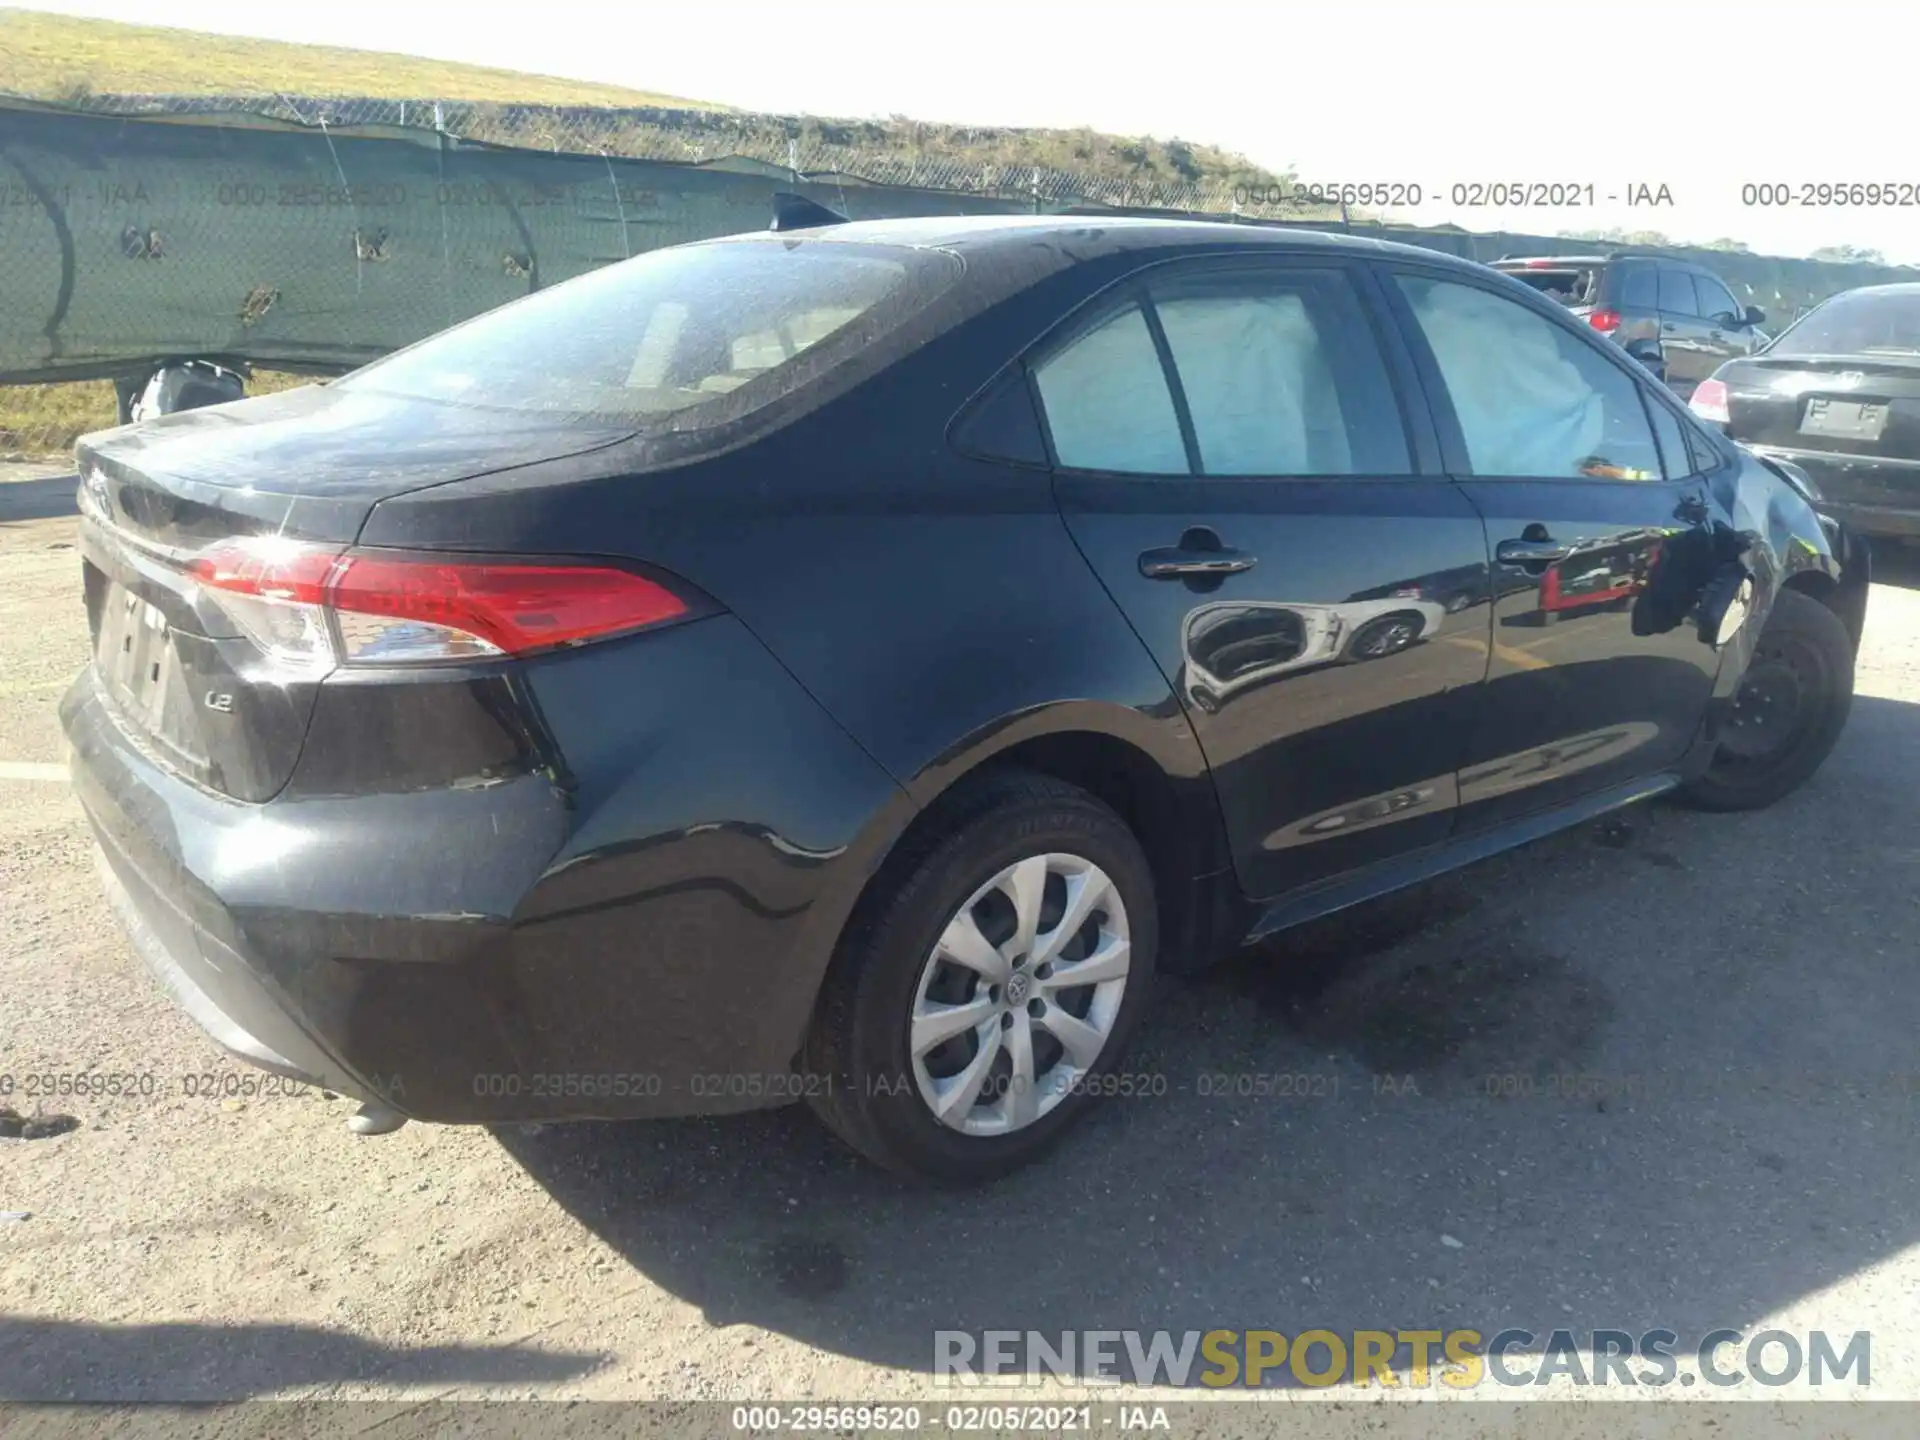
[187,537,690,667]
[187,535,340,605]
[1587,308,1622,333]
[1690,378,1732,426]
[330,556,687,660]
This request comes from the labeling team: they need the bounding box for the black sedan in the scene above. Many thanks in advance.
[63,216,1868,1183]
[1693,282,1920,539]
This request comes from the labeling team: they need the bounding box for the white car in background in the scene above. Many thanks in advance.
[1182,596,1451,712]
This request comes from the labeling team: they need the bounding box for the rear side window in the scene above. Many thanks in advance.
[338,239,948,425]
[1394,274,1664,481]
[1032,267,1410,477]
[1148,269,1409,475]
[1619,266,1659,310]
[1657,269,1699,315]
[1032,306,1189,474]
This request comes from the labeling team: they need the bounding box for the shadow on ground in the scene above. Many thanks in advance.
[498,692,1920,1386]
[0,1315,606,1401]
[0,473,78,524]
[1868,540,1920,591]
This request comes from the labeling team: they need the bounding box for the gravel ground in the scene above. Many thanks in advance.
[4,460,1920,1412]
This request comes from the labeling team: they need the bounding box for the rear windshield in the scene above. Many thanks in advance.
[1768,289,1920,357]
[1496,265,1599,306]
[336,239,957,423]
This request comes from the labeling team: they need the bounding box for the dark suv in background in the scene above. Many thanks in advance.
[1492,253,1768,398]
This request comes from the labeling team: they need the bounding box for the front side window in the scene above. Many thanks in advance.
[1149,269,1409,476]
[1694,275,1742,325]
[1031,305,1188,474]
[1394,274,1664,481]
[338,239,944,424]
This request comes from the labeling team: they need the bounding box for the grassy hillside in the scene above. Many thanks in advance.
[0,8,1303,456]
[0,8,722,108]
[0,8,1291,200]
[0,371,313,460]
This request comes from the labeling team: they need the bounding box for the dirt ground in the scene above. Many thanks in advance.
[5,459,1920,1411]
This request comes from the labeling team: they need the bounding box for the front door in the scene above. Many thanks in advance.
[1690,270,1752,374]
[1380,266,1727,830]
[1032,258,1491,901]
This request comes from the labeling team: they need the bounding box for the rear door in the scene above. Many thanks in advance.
[1033,256,1491,901]
[1379,265,1726,829]
[1657,264,1713,393]
[1610,261,1664,352]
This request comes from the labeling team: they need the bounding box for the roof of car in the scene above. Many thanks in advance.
[1494,255,1612,267]
[758,213,1471,266]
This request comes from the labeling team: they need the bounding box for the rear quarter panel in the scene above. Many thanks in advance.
[355,256,1233,1052]
[361,256,1226,865]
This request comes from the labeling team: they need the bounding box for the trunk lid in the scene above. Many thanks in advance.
[1722,354,1920,460]
[75,384,633,801]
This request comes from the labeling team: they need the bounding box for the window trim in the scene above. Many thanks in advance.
[1642,374,1735,478]
[1692,272,1741,327]
[1024,295,1189,479]
[1657,265,1702,319]
[1638,383,1695,482]
[1137,298,1205,474]
[1378,259,1716,486]
[1022,253,1430,483]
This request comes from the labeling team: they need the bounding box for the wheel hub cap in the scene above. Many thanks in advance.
[908,852,1131,1137]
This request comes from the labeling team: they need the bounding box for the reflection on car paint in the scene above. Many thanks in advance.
[1458,722,1662,804]
[1179,596,1451,713]
[1262,774,1460,852]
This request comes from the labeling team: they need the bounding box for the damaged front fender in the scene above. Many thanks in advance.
[1695,446,1850,721]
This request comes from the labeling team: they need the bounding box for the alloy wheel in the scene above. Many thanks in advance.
[908,852,1131,1136]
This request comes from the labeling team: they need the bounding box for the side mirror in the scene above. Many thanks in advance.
[1742,305,1766,328]
[1623,336,1667,381]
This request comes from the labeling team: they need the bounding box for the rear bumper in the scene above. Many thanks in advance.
[61,617,908,1124]
[1745,444,1920,538]
[65,666,569,1118]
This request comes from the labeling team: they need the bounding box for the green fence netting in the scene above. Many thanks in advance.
[3,95,1914,385]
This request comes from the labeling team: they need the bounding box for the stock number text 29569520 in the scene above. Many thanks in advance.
[1742,182,1920,207]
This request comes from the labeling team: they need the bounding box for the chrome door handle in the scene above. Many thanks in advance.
[1140,548,1258,579]
[1497,537,1575,565]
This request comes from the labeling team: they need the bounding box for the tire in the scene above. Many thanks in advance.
[1677,587,1854,812]
[803,770,1157,1184]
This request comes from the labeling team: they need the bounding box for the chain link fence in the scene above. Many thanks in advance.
[1,90,1910,461]
[31,90,1322,216]
[0,89,1344,459]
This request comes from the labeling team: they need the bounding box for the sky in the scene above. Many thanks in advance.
[22,0,1920,263]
